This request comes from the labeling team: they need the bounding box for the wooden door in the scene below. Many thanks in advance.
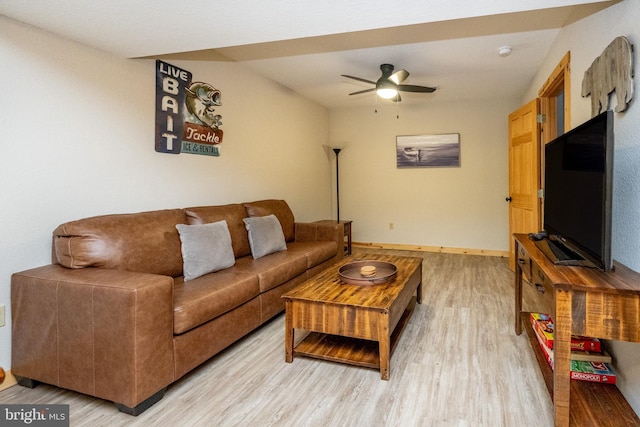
[508,99,541,269]
[539,52,571,141]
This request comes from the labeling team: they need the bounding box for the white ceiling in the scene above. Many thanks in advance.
[0,0,619,108]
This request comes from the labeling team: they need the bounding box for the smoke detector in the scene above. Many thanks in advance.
[498,46,513,57]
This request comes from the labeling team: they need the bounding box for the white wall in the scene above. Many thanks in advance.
[521,0,640,414]
[330,98,518,252]
[0,17,332,372]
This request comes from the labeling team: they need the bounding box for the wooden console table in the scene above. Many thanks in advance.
[514,234,640,427]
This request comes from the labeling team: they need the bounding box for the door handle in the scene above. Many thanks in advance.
[505,197,513,202]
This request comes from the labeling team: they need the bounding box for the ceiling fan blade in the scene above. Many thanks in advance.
[341,74,376,85]
[348,88,376,96]
[397,84,436,93]
[389,69,409,85]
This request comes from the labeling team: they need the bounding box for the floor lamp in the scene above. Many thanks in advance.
[332,148,341,222]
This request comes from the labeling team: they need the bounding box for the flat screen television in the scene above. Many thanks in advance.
[542,109,614,271]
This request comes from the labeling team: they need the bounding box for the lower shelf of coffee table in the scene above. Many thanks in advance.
[293,297,416,369]
[294,333,380,368]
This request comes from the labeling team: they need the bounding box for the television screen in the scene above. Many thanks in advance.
[543,110,613,271]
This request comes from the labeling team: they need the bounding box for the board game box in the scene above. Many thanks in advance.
[530,312,601,352]
[531,319,616,384]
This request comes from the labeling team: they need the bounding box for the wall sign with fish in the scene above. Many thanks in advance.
[155,60,224,156]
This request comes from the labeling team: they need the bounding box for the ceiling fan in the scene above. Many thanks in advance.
[342,63,436,102]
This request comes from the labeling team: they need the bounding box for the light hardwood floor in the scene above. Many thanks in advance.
[0,249,554,426]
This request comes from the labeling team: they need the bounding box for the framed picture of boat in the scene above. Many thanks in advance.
[396,133,460,168]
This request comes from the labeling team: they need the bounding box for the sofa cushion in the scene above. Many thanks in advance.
[243,214,287,259]
[53,209,186,277]
[173,270,260,334]
[286,240,338,268]
[184,204,251,258]
[176,221,235,281]
[233,251,307,292]
[244,199,295,242]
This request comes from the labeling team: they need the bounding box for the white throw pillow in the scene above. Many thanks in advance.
[243,214,287,259]
[176,220,235,281]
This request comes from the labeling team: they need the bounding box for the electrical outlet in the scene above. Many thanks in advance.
[0,305,5,327]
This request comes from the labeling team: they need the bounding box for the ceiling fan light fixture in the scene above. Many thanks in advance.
[377,87,398,99]
[376,79,398,99]
[344,63,436,101]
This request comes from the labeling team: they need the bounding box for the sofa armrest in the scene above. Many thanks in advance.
[11,265,174,409]
[295,221,344,248]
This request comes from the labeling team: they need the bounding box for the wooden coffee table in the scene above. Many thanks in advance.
[282,254,422,380]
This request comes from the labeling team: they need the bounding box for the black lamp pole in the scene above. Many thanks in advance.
[332,148,342,222]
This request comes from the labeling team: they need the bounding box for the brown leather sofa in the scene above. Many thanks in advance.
[11,199,343,415]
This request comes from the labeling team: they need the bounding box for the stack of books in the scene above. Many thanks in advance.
[530,312,616,384]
